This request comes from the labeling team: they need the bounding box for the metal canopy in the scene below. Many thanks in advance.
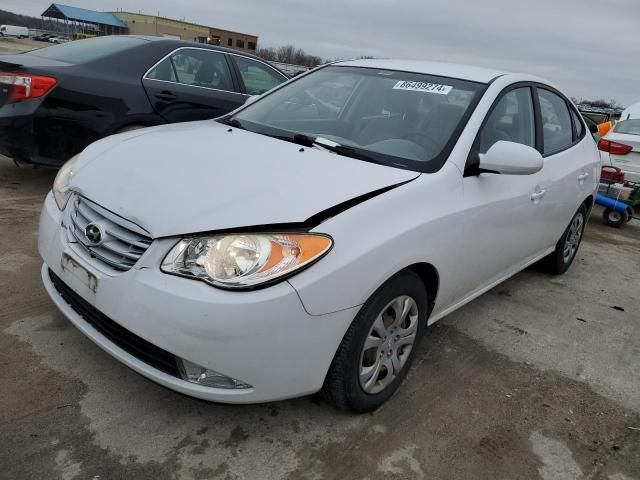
[41,3,127,29]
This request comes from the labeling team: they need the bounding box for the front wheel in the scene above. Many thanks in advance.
[321,270,428,412]
[542,204,587,275]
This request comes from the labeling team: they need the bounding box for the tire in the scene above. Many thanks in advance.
[626,207,635,223]
[602,208,626,228]
[321,270,428,412]
[542,204,587,274]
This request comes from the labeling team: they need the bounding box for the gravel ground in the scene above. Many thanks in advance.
[0,37,42,53]
[0,154,639,480]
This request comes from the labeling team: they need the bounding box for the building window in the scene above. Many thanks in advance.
[227,38,233,46]
[236,39,245,48]
[247,41,256,50]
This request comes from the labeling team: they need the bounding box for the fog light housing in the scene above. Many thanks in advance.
[178,358,252,389]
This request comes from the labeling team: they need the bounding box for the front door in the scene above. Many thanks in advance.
[455,86,548,301]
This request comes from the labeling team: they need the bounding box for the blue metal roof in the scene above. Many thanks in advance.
[42,4,127,28]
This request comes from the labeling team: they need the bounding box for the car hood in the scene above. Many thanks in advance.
[70,121,420,237]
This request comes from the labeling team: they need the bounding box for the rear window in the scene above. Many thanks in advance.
[27,36,147,64]
[613,119,640,136]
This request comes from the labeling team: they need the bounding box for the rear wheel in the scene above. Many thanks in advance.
[542,204,587,274]
[322,270,427,412]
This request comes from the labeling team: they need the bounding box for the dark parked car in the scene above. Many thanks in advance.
[0,35,288,166]
[33,33,56,42]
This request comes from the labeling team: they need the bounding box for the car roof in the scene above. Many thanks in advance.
[113,35,286,76]
[119,35,262,58]
[334,58,508,83]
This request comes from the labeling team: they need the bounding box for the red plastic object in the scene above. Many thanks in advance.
[600,165,625,184]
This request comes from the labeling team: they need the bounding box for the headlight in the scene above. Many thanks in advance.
[53,154,79,210]
[161,233,332,289]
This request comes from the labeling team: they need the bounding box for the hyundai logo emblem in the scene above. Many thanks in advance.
[84,223,104,246]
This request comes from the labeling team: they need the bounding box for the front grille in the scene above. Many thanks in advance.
[49,269,180,378]
[66,196,152,272]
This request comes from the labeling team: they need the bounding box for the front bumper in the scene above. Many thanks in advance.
[38,192,358,403]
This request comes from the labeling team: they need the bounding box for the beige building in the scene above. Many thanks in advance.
[112,12,258,54]
[209,28,257,52]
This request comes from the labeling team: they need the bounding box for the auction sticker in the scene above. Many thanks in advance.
[392,80,452,95]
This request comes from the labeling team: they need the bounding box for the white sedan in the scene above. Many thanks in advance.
[39,59,599,412]
[598,119,640,183]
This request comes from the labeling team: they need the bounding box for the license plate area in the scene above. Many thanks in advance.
[60,253,97,303]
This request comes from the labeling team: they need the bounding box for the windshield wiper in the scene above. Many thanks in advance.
[262,132,387,165]
[309,137,386,165]
[263,132,315,147]
[223,117,246,130]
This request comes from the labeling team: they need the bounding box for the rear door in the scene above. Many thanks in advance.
[142,47,246,123]
[534,87,591,248]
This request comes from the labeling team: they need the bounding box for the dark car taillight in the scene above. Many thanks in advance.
[598,138,633,155]
[0,72,57,102]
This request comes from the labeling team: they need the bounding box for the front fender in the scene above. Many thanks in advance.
[289,162,464,317]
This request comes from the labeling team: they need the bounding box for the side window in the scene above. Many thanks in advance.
[146,57,177,82]
[570,108,584,139]
[478,87,535,154]
[147,49,234,91]
[538,89,573,154]
[232,56,285,95]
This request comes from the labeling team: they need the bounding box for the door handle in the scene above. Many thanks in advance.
[155,91,177,101]
[531,189,546,201]
[578,172,589,183]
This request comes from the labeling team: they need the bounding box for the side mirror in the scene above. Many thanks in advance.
[243,94,261,106]
[479,141,543,175]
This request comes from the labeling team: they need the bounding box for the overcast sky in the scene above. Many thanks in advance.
[8,0,640,106]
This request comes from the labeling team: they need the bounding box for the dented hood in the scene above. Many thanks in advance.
[70,121,419,237]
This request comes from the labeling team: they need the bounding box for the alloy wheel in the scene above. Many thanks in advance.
[562,212,584,263]
[358,295,419,394]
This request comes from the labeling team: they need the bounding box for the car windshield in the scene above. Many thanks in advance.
[27,36,147,64]
[614,119,640,136]
[231,66,485,172]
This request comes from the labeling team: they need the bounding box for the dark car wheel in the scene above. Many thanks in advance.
[602,207,628,228]
[322,270,428,412]
[542,204,587,275]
